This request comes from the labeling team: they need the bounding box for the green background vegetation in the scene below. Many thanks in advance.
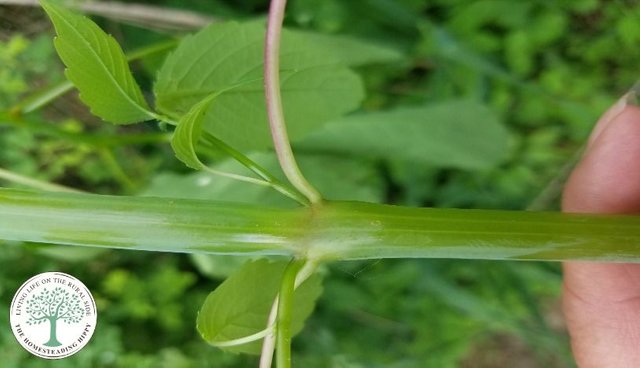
[1,0,639,366]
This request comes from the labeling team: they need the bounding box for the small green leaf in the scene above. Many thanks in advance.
[300,100,509,170]
[170,94,217,170]
[155,21,365,151]
[170,95,309,205]
[40,0,152,124]
[196,259,323,354]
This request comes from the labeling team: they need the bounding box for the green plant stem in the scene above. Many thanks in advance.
[276,259,304,368]
[3,188,640,262]
[264,0,321,204]
[0,168,83,193]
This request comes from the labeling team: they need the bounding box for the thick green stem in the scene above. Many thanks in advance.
[276,259,304,368]
[2,188,640,262]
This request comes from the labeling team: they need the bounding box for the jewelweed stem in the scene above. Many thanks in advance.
[2,189,640,263]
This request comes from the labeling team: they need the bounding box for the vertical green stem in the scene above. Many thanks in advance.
[276,259,304,368]
[264,0,322,204]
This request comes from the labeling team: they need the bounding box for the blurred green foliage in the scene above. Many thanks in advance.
[1,0,638,366]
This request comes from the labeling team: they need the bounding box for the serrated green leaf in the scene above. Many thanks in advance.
[299,100,509,170]
[143,153,385,207]
[40,0,152,124]
[155,21,365,151]
[196,259,323,354]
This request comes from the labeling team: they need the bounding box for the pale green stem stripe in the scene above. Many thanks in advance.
[2,189,640,262]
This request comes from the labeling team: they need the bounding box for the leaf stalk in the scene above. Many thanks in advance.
[276,259,304,368]
[264,0,322,205]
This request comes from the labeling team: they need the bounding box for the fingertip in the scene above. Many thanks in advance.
[563,105,640,214]
[562,94,640,368]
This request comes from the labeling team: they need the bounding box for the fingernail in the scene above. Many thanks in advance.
[588,81,640,148]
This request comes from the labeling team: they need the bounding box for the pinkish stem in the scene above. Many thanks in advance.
[264,0,321,205]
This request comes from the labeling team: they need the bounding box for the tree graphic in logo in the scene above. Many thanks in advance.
[25,287,85,347]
